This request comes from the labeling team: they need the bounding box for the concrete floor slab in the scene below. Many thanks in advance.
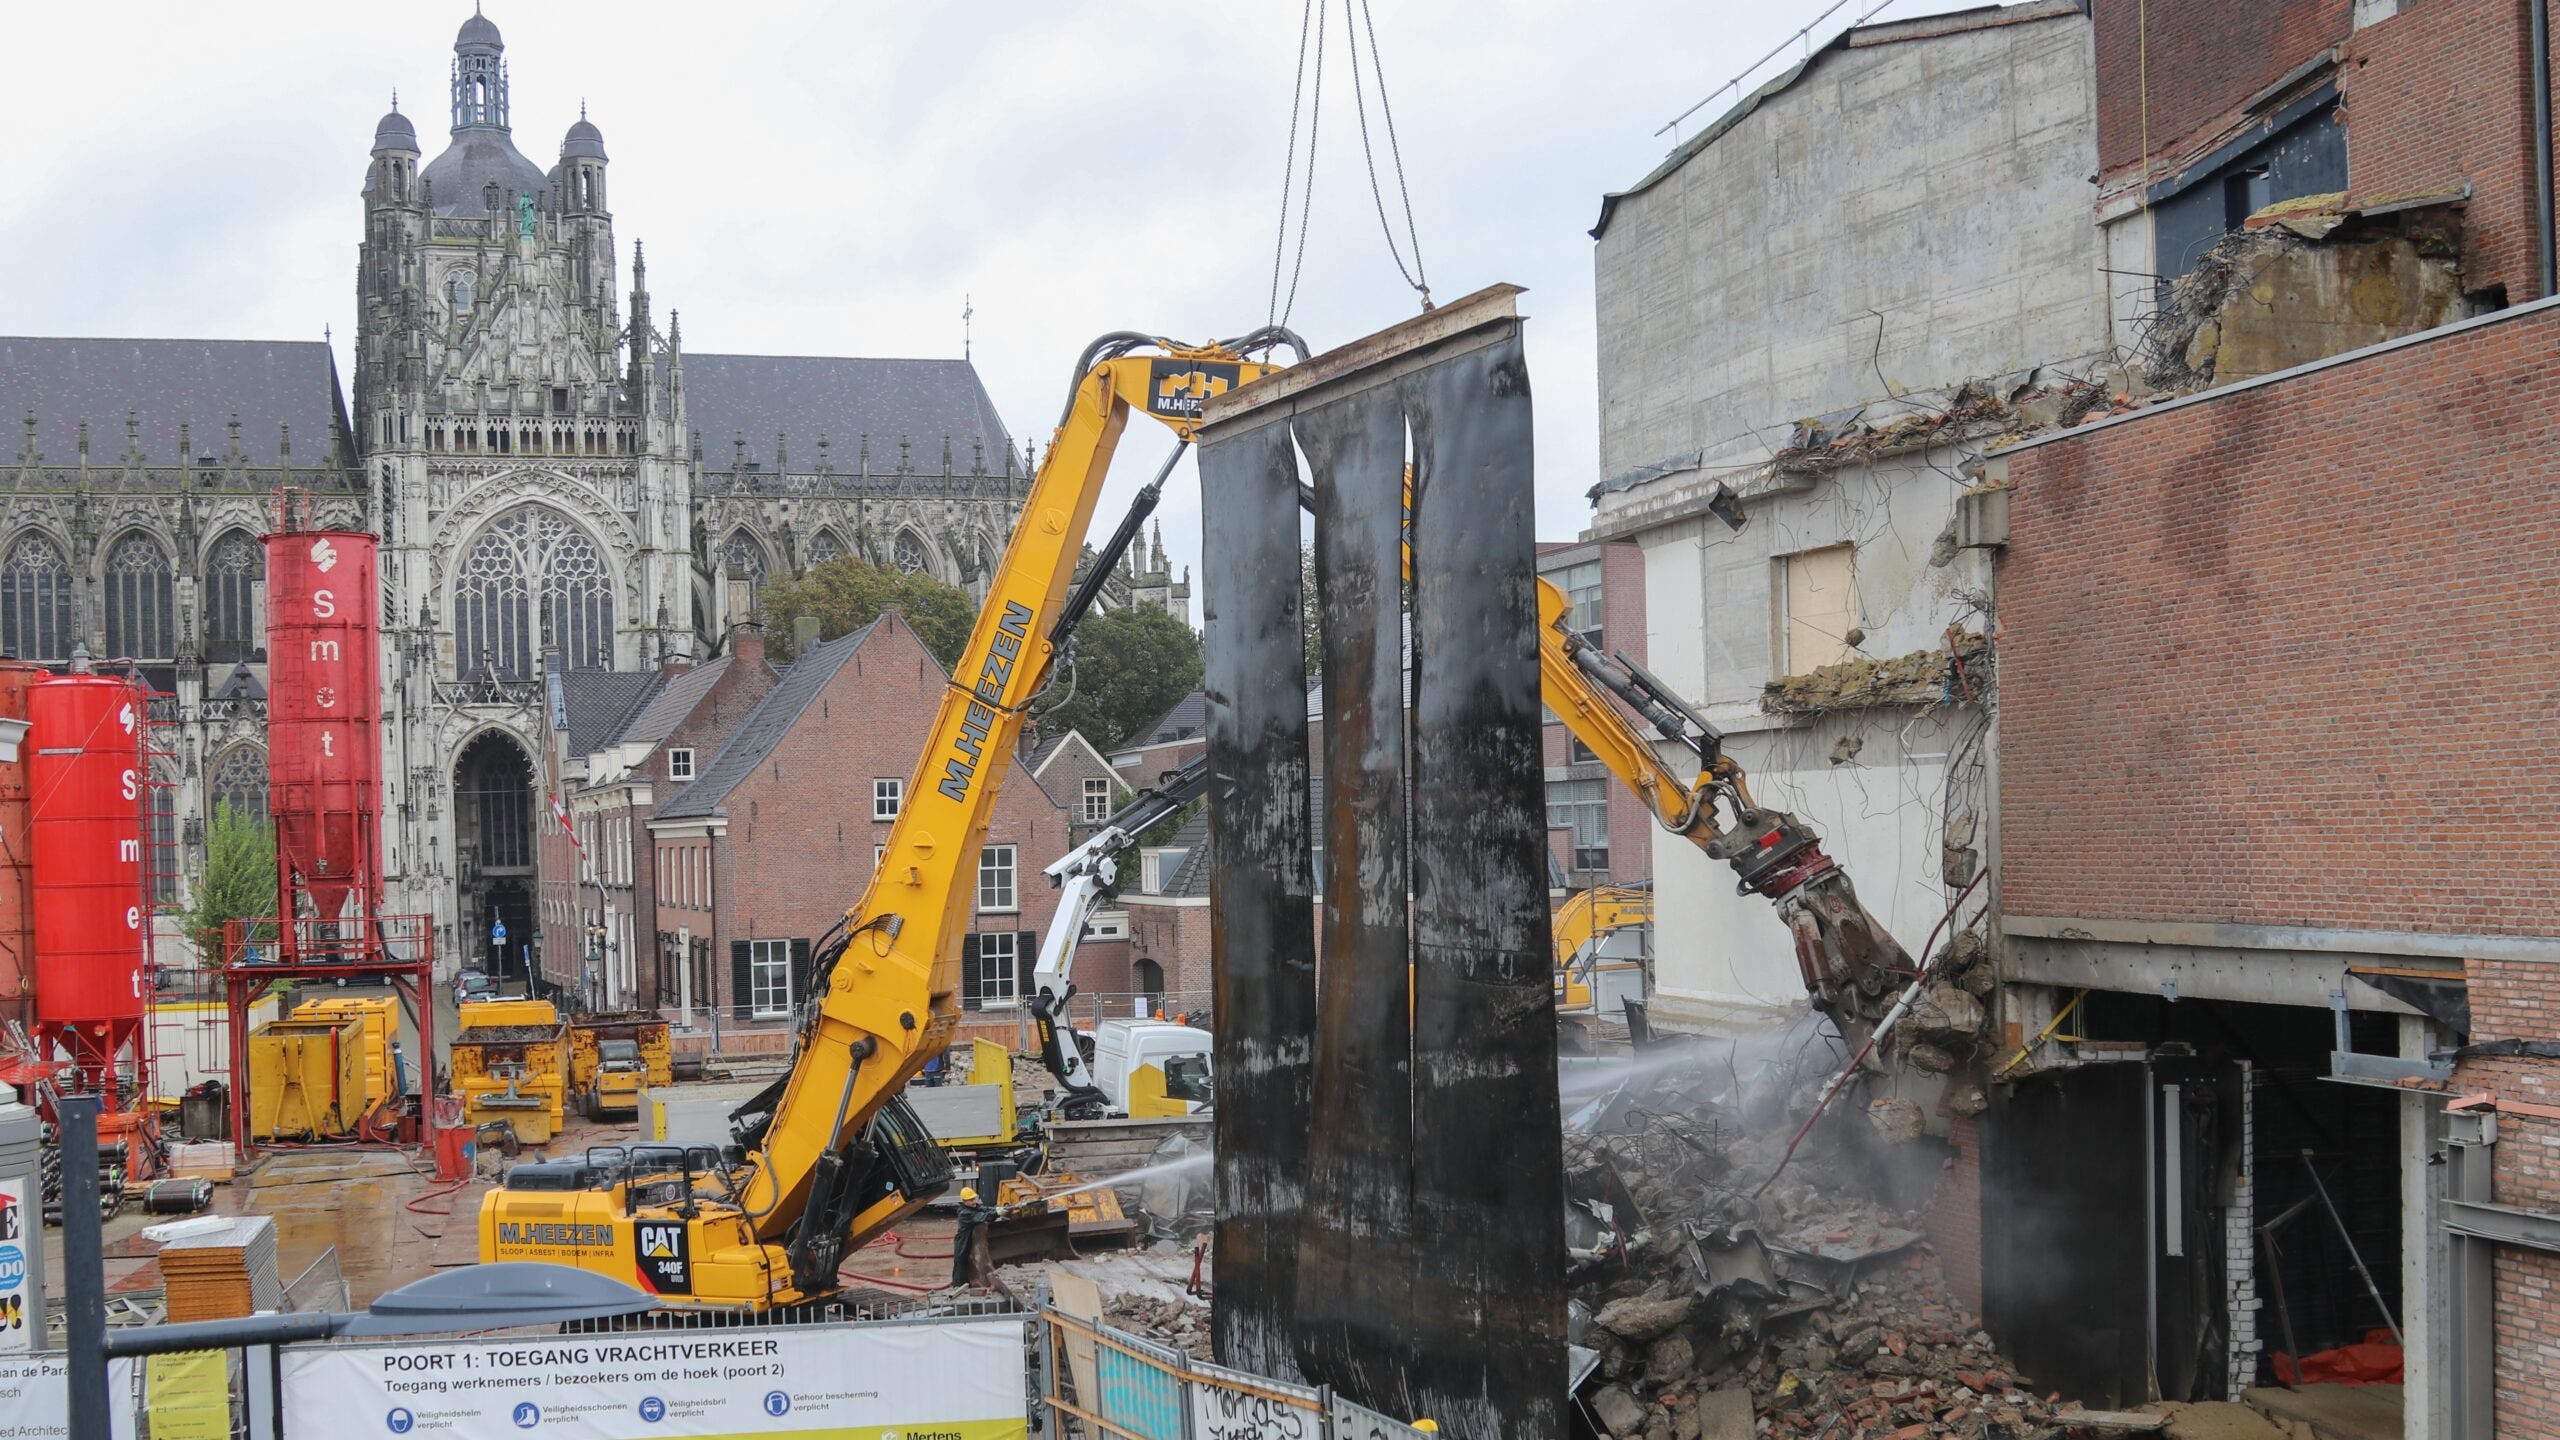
[2243,1384,2404,1440]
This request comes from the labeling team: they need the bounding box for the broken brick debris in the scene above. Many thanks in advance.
[1566,1033,2082,1440]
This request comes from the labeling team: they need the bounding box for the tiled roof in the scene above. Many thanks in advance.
[561,669,661,756]
[1117,691,1206,753]
[677,354,1016,474]
[0,337,352,468]
[609,656,737,752]
[654,622,878,821]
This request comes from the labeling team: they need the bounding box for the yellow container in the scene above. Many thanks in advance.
[452,999,569,1142]
[248,1019,368,1139]
[289,995,400,1107]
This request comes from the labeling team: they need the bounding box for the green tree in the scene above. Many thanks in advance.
[1037,605,1204,752]
[757,558,977,669]
[186,801,276,965]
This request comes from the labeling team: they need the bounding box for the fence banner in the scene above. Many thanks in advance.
[0,1351,142,1439]
[281,1319,1028,1439]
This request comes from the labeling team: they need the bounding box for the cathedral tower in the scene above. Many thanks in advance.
[357,8,693,967]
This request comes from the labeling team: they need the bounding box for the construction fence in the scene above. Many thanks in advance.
[10,1298,1431,1438]
[1041,1306,1436,1440]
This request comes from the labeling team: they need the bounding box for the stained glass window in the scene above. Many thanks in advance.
[104,533,173,661]
[0,534,73,661]
[204,531,263,664]
[210,744,268,823]
[893,530,928,574]
[804,530,846,570]
[455,506,614,680]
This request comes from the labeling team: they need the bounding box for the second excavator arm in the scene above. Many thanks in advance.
[1533,577,1911,1040]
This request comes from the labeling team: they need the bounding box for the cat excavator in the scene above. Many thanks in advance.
[478,323,1909,1312]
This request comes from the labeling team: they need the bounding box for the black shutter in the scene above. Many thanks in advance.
[1017,931,1036,1005]
[730,939,751,1017]
[789,938,812,1010]
[961,933,983,1012]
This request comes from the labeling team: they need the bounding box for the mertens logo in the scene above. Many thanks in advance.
[310,537,339,573]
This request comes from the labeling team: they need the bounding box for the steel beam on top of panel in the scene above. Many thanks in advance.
[1292,386,1419,1410]
[1199,285,1527,431]
[1402,325,1565,1440]
[1197,414,1317,1383]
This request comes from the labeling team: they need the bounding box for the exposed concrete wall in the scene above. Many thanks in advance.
[1593,9,2107,485]
[1628,450,1989,1022]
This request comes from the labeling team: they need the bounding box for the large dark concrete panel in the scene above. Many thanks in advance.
[1197,415,1318,1381]
[1293,386,1418,1404]
[1402,331,1565,1438]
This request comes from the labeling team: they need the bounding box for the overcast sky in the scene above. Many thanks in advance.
[0,1,1971,594]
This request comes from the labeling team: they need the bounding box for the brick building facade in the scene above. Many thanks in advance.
[1537,540,1652,892]
[1990,297,2560,1428]
[647,611,1075,1052]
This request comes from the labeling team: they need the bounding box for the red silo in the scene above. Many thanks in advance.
[265,530,383,929]
[28,672,150,1072]
[0,661,43,1028]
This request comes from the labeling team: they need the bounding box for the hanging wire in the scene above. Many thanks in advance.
[1266,0,1328,336]
[1343,0,1431,309]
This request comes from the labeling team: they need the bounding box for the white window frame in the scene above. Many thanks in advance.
[1082,776,1112,823]
[873,777,902,820]
[1082,908,1129,942]
[749,938,792,1018]
[978,844,1018,913]
[975,931,1021,1007]
[668,747,695,781]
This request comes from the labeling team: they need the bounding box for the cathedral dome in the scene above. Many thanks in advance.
[561,115,606,161]
[457,10,503,50]
[374,107,419,153]
[421,129,550,216]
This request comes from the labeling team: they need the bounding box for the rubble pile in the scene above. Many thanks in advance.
[1105,1292,1213,1360]
[1762,632,1991,716]
[1567,1043,2062,1440]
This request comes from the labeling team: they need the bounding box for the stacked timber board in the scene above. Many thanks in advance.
[158,1217,281,1321]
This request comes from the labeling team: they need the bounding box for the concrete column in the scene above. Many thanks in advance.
[2400,1014,2443,1439]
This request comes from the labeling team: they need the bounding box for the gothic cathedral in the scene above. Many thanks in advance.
[0,10,1188,973]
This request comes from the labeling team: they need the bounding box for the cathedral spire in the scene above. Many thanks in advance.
[451,6,510,132]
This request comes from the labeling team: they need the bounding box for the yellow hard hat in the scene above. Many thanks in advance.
[959,1187,979,1203]
[1412,1422,1438,1433]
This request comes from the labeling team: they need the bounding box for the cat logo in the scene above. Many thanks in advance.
[1147,360,1243,422]
[634,1221,692,1295]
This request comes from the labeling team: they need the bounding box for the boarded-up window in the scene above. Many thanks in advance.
[1781,545,1855,675]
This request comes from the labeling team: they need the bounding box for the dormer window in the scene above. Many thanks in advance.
[668,748,695,782]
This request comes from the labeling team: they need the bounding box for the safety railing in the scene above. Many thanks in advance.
[1039,1307,1436,1440]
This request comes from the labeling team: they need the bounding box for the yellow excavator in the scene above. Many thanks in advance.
[478,324,1908,1312]
[1551,886,1651,1014]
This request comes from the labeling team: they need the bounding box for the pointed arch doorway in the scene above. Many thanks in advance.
[455,730,539,989]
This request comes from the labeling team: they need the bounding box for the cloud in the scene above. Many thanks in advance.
[0,1,1963,592]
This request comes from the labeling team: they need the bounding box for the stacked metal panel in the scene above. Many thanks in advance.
[1199,288,1564,1438]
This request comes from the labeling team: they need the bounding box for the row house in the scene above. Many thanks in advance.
[646,612,1078,1053]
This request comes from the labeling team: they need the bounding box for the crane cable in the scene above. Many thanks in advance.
[1265,0,1328,335]
[1341,0,1431,310]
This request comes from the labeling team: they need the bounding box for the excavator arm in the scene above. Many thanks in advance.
[1534,575,1911,1039]
[723,333,1296,1291]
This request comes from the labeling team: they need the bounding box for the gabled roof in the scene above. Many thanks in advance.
[0,337,353,468]
[609,655,740,752]
[654,621,880,821]
[561,669,662,756]
[1029,728,1116,781]
[677,354,1016,474]
[1115,691,1206,755]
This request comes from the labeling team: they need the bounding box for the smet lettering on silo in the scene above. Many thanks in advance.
[935,601,1034,802]
[496,1222,615,1248]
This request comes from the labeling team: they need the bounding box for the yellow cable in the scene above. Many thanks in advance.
[1994,988,2087,1079]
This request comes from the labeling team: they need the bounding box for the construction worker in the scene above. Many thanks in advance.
[951,1186,997,1289]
